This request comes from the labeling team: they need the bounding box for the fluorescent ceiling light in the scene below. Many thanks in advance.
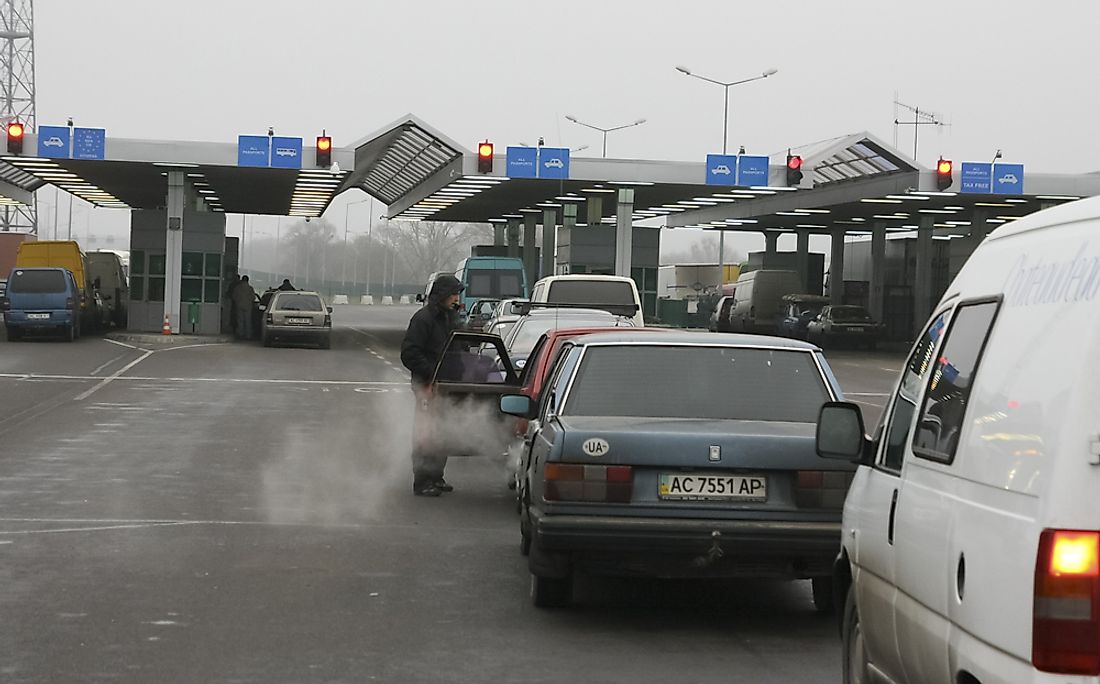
[885,194,929,201]
[974,202,1013,207]
[153,162,200,168]
[796,208,831,214]
[582,187,616,193]
[872,214,909,220]
[796,224,828,229]
[1004,198,1028,204]
[911,191,957,197]
[861,198,903,204]
[918,209,959,214]
[609,181,655,186]
[1035,195,1080,201]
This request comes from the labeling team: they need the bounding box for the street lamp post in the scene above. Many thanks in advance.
[564,115,646,158]
[675,65,778,269]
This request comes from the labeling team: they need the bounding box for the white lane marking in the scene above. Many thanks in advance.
[0,372,405,387]
[845,392,889,397]
[0,540,12,545]
[104,338,142,351]
[73,350,154,401]
[156,343,230,353]
[91,353,128,377]
[850,398,888,408]
[0,522,194,534]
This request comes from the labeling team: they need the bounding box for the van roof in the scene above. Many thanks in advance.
[536,274,634,283]
[987,195,1100,242]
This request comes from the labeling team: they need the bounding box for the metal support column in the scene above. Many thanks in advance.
[541,209,556,280]
[523,213,538,287]
[913,215,934,336]
[795,229,810,292]
[506,218,521,259]
[764,231,779,258]
[559,203,577,276]
[493,223,505,246]
[614,188,634,277]
[164,171,186,334]
[869,221,887,322]
[829,228,846,305]
[586,196,603,227]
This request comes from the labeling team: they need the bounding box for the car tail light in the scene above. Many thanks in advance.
[324,314,331,327]
[544,463,632,503]
[794,470,853,509]
[1034,529,1100,674]
[266,313,274,324]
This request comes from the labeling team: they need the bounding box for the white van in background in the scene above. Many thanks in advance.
[816,195,1100,683]
[729,269,801,333]
[528,274,644,326]
[416,271,446,304]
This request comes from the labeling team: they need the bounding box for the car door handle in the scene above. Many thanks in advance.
[887,489,899,545]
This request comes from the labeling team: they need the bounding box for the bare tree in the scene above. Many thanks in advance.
[374,221,492,284]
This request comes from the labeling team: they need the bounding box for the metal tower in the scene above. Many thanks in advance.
[0,0,35,232]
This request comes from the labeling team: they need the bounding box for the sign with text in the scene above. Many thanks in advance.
[506,146,538,179]
[72,127,106,160]
[960,162,992,194]
[736,155,770,187]
[237,135,270,167]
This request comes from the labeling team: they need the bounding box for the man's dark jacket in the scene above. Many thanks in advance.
[401,275,463,385]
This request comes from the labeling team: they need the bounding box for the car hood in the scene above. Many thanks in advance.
[552,415,847,471]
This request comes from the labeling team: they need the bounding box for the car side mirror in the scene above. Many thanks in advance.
[816,401,868,463]
[500,394,535,419]
[415,294,425,303]
[327,306,333,314]
[258,305,267,312]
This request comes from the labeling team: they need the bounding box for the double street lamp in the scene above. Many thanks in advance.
[564,115,646,158]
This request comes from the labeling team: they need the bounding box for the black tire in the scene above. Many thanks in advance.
[841,588,869,684]
[65,323,76,343]
[531,573,572,608]
[812,576,835,614]
[520,518,531,556]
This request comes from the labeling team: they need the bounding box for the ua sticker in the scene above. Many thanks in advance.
[582,438,609,457]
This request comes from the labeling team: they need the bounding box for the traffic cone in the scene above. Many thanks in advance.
[162,314,172,336]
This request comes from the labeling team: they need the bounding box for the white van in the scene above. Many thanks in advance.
[816,196,1100,683]
[416,271,446,304]
[729,269,801,333]
[529,274,644,326]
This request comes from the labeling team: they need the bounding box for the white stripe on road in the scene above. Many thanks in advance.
[103,338,143,351]
[850,398,889,408]
[90,353,128,377]
[0,372,406,387]
[845,392,889,397]
[73,350,155,401]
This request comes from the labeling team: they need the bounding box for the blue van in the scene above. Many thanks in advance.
[1,267,82,341]
[455,256,527,312]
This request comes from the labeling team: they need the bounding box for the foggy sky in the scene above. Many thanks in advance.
[31,0,1100,257]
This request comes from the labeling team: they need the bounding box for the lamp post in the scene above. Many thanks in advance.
[675,65,778,269]
[564,116,646,158]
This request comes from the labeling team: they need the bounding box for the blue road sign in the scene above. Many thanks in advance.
[737,155,770,187]
[960,162,992,193]
[538,148,570,180]
[37,125,70,159]
[993,163,1024,194]
[506,147,538,179]
[270,136,302,169]
[237,135,270,167]
[705,154,738,185]
[72,127,106,160]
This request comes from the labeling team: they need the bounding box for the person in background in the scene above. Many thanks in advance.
[232,275,257,340]
[400,275,464,497]
[226,273,242,336]
[277,278,296,291]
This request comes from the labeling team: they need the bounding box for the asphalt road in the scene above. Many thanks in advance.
[0,306,904,684]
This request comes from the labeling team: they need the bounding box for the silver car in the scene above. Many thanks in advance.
[260,290,332,349]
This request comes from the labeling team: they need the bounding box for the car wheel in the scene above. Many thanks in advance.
[65,323,76,343]
[842,588,869,684]
[811,576,835,614]
[531,573,572,608]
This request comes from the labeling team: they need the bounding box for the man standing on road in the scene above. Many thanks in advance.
[400,274,464,497]
[233,275,257,341]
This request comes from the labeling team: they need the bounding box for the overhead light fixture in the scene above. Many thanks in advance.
[885,194,929,201]
[1035,195,1080,201]
[152,162,200,168]
[795,208,831,214]
[861,198,903,204]
[918,209,959,214]
[974,202,1013,207]
[1004,198,1029,204]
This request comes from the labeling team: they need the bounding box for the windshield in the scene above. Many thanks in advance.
[274,294,323,312]
[564,346,830,421]
[507,315,628,355]
[547,280,635,307]
[830,306,872,322]
[8,270,66,294]
[466,269,525,299]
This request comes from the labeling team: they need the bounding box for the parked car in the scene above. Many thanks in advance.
[1,267,83,341]
[495,331,854,608]
[529,275,645,327]
[816,195,1100,683]
[805,305,883,349]
[464,298,500,331]
[777,294,829,340]
[728,269,802,333]
[260,290,332,348]
[502,305,635,370]
[708,295,734,332]
[484,297,527,339]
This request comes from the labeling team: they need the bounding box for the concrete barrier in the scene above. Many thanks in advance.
[399,295,411,305]
[361,295,374,305]
[332,294,349,305]
[381,296,394,306]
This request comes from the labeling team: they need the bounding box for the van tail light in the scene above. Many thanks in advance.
[544,463,632,503]
[65,297,74,309]
[1033,529,1100,675]
[324,314,331,327]
[794,470,854,509]
[266,313,274,324]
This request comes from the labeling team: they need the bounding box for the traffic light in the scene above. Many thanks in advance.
[6,121,24,155]
[786,154,803,186]
[477,140,494,174]
[936,158,953,191]
[316,134,332,168]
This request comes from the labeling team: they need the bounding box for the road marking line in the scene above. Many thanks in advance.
[104,339,142,350]
[73,350,154,401]
[157,343,230,353]
[91,353,128,377]
[850,398,888,408]
[0,372,406,386]
[845,392,890,397]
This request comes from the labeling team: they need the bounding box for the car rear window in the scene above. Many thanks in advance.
[830,306,872,322]
[8,270,66,294]
[275,294,323,312]
[564,345,830,422]
[547,280,635,306]
[508,314,628,355]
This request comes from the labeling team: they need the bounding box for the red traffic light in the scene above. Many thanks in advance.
[787,155,803,170]
[316,134,332,168]
[7,122,24,139]
[317,136,332,152]
[936,157,953,190]
[477,140,494,173]
[937,159,952,175]
[7,120,24,154]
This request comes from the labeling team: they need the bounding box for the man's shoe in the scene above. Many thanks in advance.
[414,483,443,497]
[434,479,454,493]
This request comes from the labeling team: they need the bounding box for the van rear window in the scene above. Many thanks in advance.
[547,281,634,306]
[9,270,66,294]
